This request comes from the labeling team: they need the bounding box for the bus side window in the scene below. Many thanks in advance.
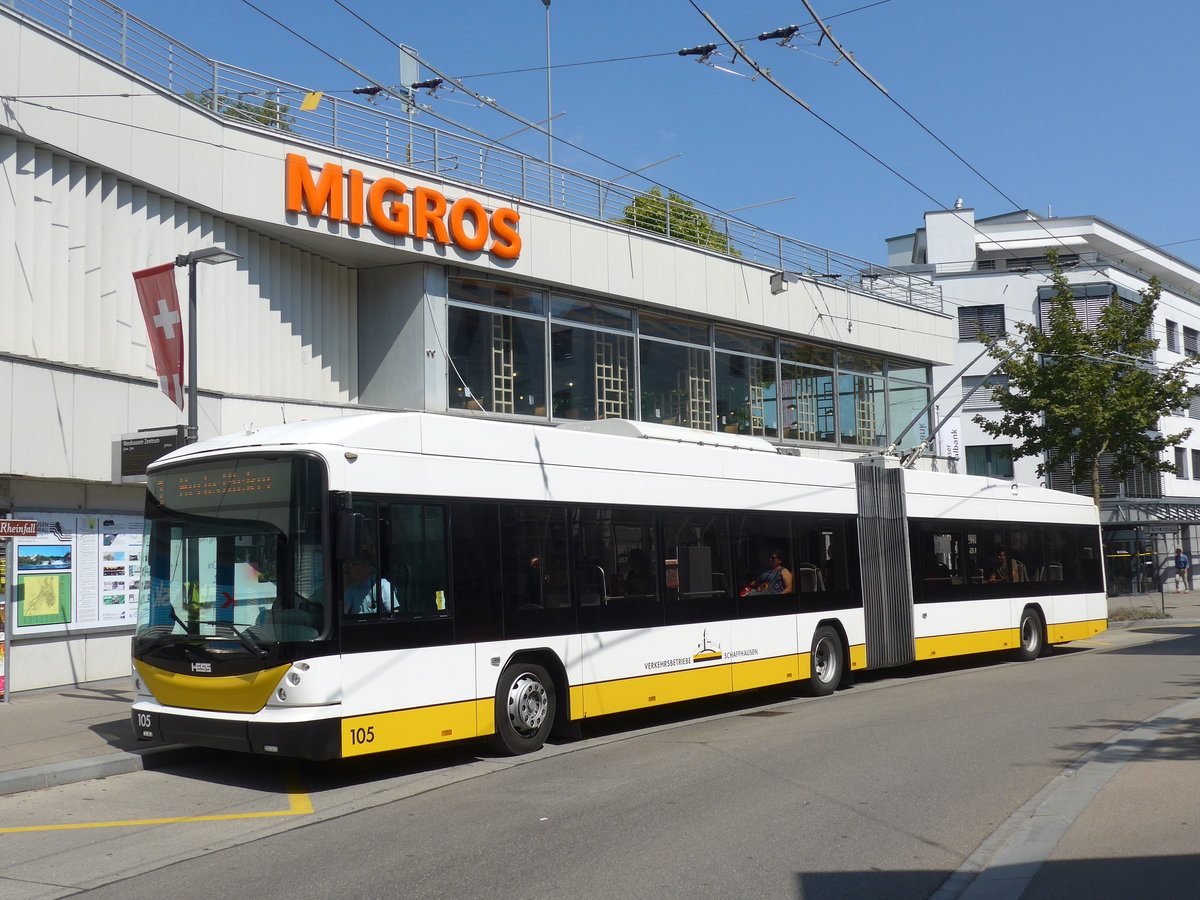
[342,500,383,618]
[499,505,574,639]
[385,502,448,617]
[450,502,502,642]
[663,511,731,626]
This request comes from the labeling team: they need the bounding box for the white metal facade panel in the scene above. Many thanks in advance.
[0,137,357,404]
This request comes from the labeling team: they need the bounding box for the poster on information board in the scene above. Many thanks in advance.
[10,512,143,637]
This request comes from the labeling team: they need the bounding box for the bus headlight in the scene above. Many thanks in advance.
[288,671,302,686]
[277,687,287,701]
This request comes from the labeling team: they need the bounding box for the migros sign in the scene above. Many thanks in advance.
[284,153,521,259]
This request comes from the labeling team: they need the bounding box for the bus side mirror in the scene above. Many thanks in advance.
[336,510,364,559]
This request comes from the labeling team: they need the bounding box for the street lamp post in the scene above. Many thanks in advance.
[175,247,242,443]
[541,0,552,169]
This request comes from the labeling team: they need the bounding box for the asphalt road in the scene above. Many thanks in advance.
[3,626,1197,900]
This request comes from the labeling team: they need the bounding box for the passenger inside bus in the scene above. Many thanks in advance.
[752,551,793,594]
[344,554,395,614]
[988,549,1028,583]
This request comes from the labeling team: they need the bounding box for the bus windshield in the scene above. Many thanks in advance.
[136,455,327,650]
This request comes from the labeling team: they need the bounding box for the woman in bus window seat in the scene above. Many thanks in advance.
[752,552,793,595]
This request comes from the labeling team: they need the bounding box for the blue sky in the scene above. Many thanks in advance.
[109,0,1200,269]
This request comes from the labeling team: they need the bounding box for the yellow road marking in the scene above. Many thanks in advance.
[0,768,312,834]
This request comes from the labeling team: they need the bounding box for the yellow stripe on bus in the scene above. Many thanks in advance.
[914,618,1109,660]
[915,628,1017,660]
[578,663,733,717]
[342,699,494,756]
[731,654,801,692]
[1049,618,1107,642]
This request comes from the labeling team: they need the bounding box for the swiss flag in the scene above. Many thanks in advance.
[132,263,184,410]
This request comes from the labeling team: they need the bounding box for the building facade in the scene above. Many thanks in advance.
[1,1,954,690]
[887,207,1200,593]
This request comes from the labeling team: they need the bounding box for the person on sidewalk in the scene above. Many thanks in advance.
[1173,548,1190,592]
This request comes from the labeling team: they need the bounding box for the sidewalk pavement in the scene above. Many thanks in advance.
[2,596,1199,896]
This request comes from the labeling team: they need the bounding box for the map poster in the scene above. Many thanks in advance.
[17,573,72,627]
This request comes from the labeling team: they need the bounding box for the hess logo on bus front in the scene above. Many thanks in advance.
[285,152,521,259]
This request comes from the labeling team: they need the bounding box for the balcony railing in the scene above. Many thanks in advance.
[4,0,942,312]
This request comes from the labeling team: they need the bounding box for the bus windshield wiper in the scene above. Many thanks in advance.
[221,623,269,658]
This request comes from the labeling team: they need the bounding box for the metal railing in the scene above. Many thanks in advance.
[4,0,942,312]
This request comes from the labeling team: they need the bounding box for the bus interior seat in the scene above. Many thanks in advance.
[795,564,825,592]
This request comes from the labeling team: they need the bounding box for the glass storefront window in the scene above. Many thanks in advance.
[551,296,633,330]
[887,382,931,445]
[639,340,712,429]
[715,327,775,357]
[447,307,546,415]
[839,352,884,376]
[443,277,932,450]
[838,372,886,446]
[782,340,834,370]
[888,362,928,382]
[780,361,835,443]
[551,324,634,420]
[715,353,777,437]
[450,277,544,315]
[639,312,710,345]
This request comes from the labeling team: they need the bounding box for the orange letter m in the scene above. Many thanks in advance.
[285,153,344,221]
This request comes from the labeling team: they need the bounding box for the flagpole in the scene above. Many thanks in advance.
[187,259,198,443]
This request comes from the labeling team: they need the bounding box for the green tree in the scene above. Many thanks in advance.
[614,187,739,255]
[185,90,295,132]
[977,250,1196,504]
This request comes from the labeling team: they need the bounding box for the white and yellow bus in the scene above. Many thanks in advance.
[130,413,1107,759]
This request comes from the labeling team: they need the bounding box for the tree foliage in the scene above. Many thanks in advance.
[185,90,295,132]
[614,187,739,255]
[977,250,1196,504]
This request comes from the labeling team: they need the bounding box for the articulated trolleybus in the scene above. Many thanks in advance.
[131,413,1106,759]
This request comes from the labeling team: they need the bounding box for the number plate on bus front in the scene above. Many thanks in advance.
[132,710,159,741]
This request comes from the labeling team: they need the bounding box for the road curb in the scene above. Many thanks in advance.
[0,744,202,797]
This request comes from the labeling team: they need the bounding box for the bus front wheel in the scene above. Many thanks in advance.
[487,662,556,755]
[807,626,844,696]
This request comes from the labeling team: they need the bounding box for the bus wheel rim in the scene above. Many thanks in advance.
[814,637,836,683]
[1022,616,1039,652]
[506,673,548,736]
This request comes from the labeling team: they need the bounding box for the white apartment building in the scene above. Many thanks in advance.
[887,207,1200,593]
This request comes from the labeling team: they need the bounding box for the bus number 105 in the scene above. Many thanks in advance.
[349,725,375,745]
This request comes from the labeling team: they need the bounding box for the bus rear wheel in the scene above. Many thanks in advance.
[487,662,556,755]
[1016,608,1045,661]
[807,626,844,696]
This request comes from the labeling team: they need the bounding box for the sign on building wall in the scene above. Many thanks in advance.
[113,426,187,484]
[10,512,143,637]
[284,153,522,259]
[937,417,961,459]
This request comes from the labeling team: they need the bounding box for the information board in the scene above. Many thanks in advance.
[10,512,143,637]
